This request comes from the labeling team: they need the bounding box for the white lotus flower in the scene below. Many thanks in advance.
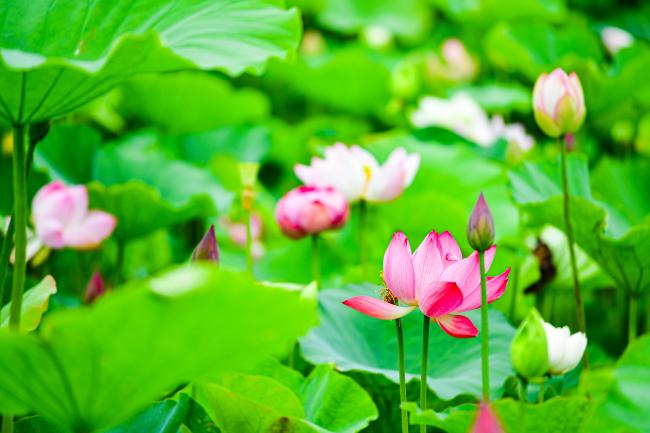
[543,321,587,375]
[295,143,420,203]
[602,26,634,55]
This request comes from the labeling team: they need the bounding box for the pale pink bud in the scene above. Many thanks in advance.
[32,181,116,250]
[467,192,495,252]
[84,272,106,304]
[532,68,586,138]
[191,225,219,264]
[275,186,349,239]
[470,402,504,433]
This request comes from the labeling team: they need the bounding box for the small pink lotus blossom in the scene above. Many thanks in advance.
[295,143,420,203]
[222,214,265,259]
[84,271,106,304]
[276,186,349,239]
[532,68,586,138]
[343,231,509,338]
[32,181,116,250]
[470,402,504,433]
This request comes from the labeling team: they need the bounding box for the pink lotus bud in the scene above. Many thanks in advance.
[191,225,219,264]
[532,68,586,138]
[32,181,116,250]
[84,272,106,304]
[467,192,495,252]
[470,402,504,433]
[275,186,349,239]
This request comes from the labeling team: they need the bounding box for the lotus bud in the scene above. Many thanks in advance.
[532,68,586,138]
[511,308,549,380]
[467,192,495,252]
[543,321,587,375]
[84,272,106,304]
[470,402,504,433]
[191,225,219,265]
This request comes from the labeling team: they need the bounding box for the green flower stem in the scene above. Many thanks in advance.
[1,415,13,433]
[479,249,490,401]
[420,315,430,433]
[628,294,638,343]
[358,200,368,279]
[396,318,408,433]
[538,379,546,403]
[519,378,528,403]
[311,234,321,289]
[0,129,39,312]
[558,136,589,369]
[9,125,27,331]
[244,209,254,275]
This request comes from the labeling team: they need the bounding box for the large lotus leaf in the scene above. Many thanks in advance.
[584,335,650,433]
[92,131,233,214]
[431,0,566,25]
[0,266,318,432]
[404,396,593,433]
[509,155,650,295]
[116,72,270,135]
[300,285,516,402]
[316,0,431,38]
[0,275,57,333]
[0,0,301,125]
[203,364,378,433]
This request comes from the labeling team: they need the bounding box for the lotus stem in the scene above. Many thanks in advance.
[9,125,27,331]
[396,318,409,433]
[628,294,638,343]
[519,377,528,403]
[311,234,321,289]
[538,379,546,403]
[1,415,13,433]
[479,249,490,401]
[420,315,430,433]
[244,209,254,275]
[558,136,589,369]
[358,200,368,279]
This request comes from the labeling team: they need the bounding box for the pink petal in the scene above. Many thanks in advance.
[439,246,496,292]
[437,231,462,266]
[35,218,66,249]
[412,231,444,300]
[471,402,504,433]
[63,211,116,249]
[436,314,478,338]
[343,296,416,320]
[455,268,511,313]
[419,281,463,318]
[383,232,416,305]
[367,148,408,202]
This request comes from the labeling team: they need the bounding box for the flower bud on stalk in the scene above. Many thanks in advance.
[532,68,586,138]
[511,308,550,381]
[191,225,219,265]
[467,192,495,252]
[276,186,349,239]
[84,271,106,304]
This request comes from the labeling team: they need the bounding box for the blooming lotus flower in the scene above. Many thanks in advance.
[191,224,219,264]
[532,68,586,138]
[471,402,504,433]
[543,321,587,375]
[32,181,116,250]
[276,186,349,239]
[343,231,510,338]
[601,26,634,55]
[294,143,420,203]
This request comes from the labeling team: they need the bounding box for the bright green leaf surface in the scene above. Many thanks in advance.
[0,276,57,333]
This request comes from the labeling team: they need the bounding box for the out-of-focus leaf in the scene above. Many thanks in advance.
[0,276,57,333]
[175,125,272,164]
[459,83,532,114]
[431,0,566,25]
[117,73,270,135]
[0,267,318,432]
[404,396,593,433]
[300,285,516,401]
[14,416,63,433]
[0,0,301,124]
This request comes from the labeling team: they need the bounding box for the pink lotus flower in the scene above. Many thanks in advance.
[532,68,586,138]
[295,143,420,203]
[276,186,349,239]
[222,213,265,259]
[343,231,509,338]
[470,402,504,433]
[32,181,116,250]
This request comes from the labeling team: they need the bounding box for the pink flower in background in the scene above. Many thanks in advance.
[276,186,349,239]
[32,181,116,249]
[532,68,586,138]
[295,143,420,203]
[343,231,509,338]
[84,272,107,304]
[191,224,219,265]
[470,402,504,433]
[222,214,265,259]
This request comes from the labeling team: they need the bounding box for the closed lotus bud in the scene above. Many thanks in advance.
[511,308,549,380]
[275,186,349,239]
[84,272,106,304]
[467,192,495,252]
[532,68,586,138]
[191,225,219,264]
[470,402,504,433]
